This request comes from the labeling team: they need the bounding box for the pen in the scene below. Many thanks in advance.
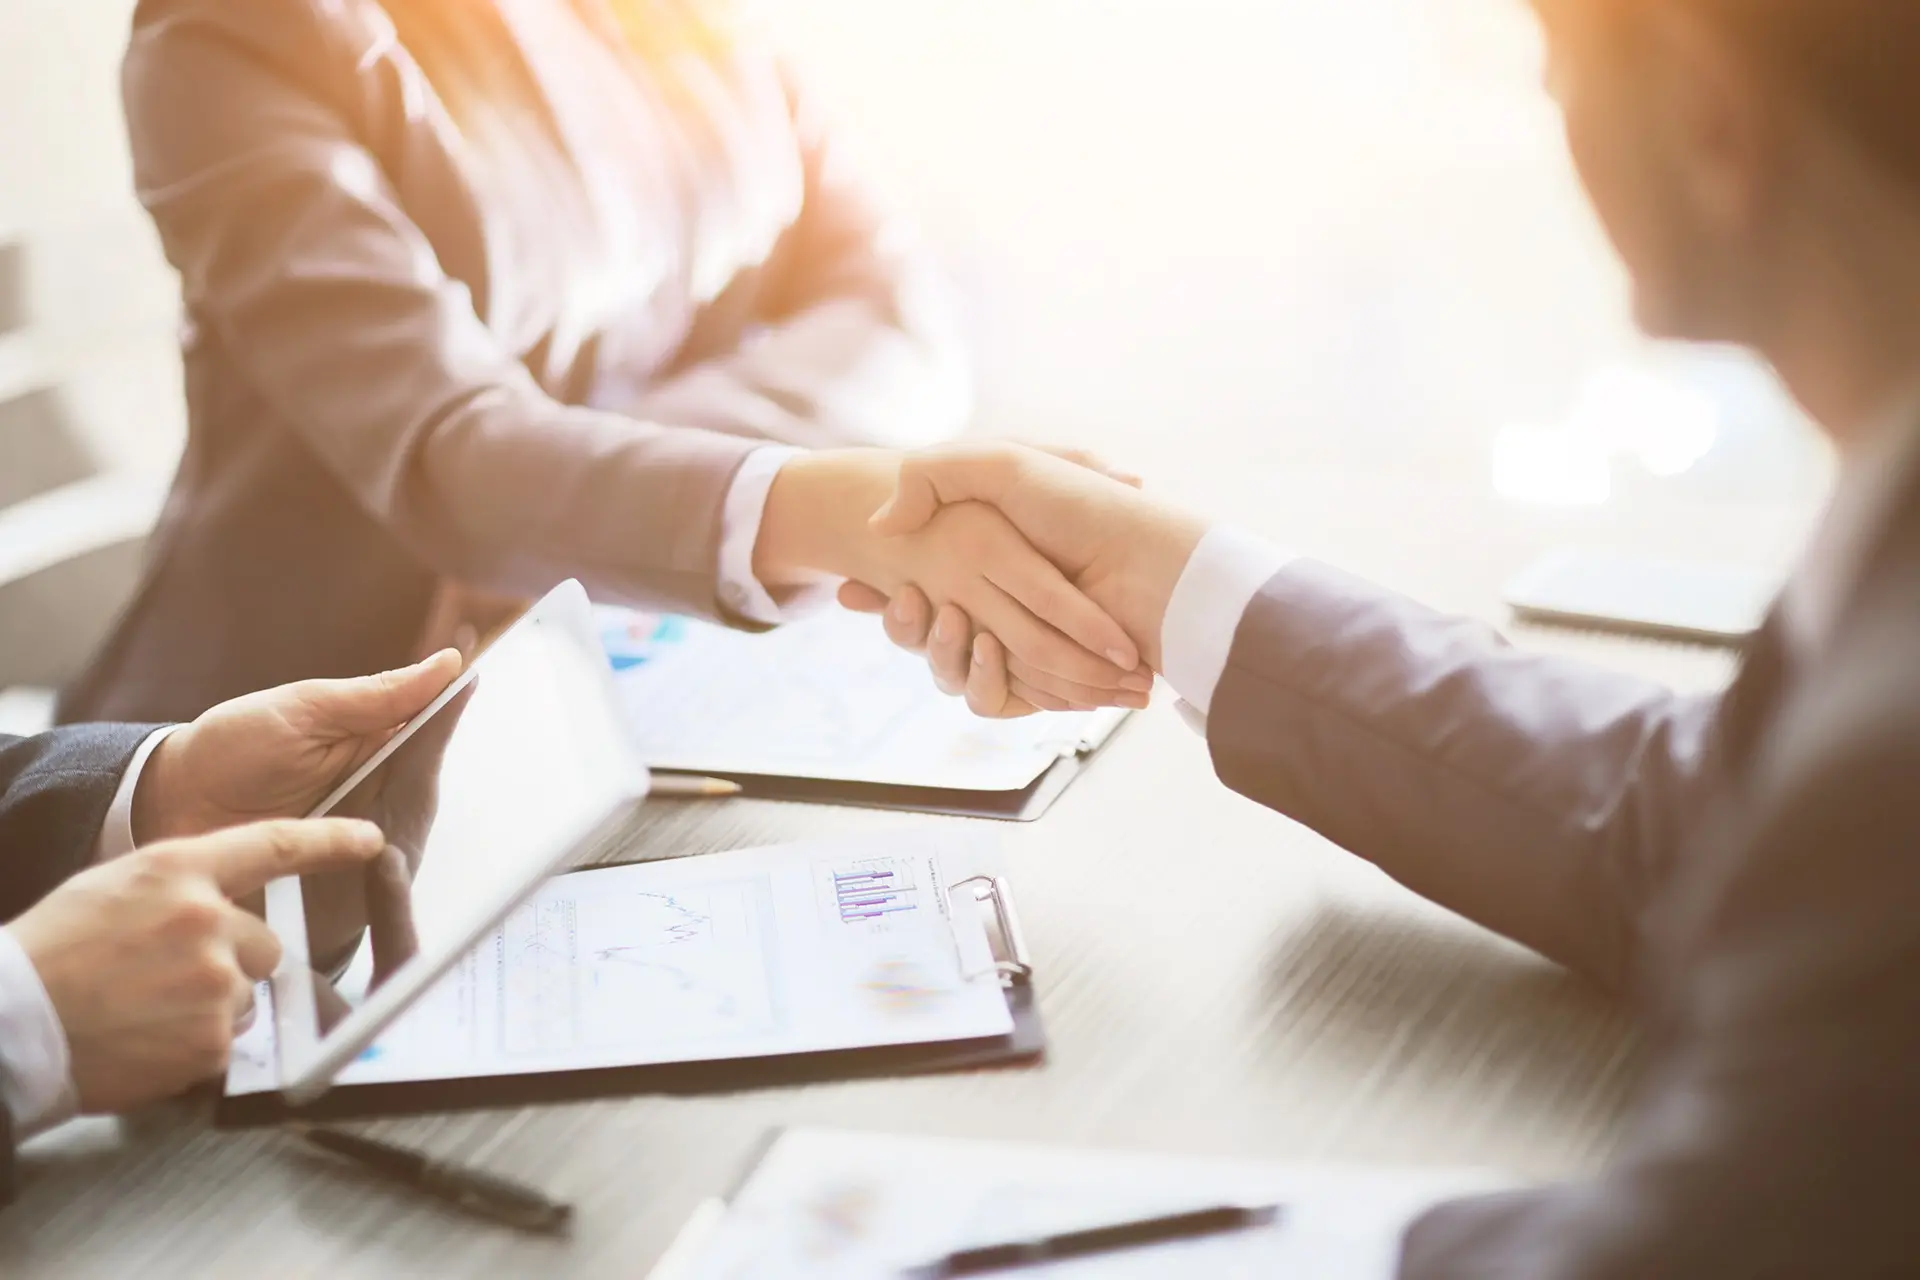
[649,774,744,799]
[904,1203,1283,1277]
[291,1124,574,1235]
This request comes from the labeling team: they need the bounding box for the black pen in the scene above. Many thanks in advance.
[905,1202,1284,1277]
[291,1124,574,1235]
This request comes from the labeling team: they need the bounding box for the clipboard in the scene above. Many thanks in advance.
[604,609,1135,823]
[679,711,1133,823]
[214,871,1045,1128]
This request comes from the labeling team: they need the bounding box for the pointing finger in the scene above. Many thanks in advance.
[171,819,388,899]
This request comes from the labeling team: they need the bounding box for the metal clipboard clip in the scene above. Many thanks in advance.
[950,875,1033,988]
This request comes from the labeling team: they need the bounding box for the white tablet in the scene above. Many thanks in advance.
[260,579,649,1105]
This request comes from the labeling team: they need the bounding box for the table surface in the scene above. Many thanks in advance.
[0,462,1801,1280]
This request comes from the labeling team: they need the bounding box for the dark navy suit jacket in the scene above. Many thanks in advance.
[0,725,156,1205]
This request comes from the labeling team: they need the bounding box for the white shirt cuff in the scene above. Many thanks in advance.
[715,446,839,625]
[0,924,75,1135]
[93,726,180,863]
[1160,526,1294,722]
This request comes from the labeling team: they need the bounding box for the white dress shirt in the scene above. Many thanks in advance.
[0,449,813,1136]
[1160,528,1295,725]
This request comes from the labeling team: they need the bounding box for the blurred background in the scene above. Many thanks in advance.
[0,0,1829,715]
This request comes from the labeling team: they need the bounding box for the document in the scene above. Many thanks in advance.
[654,1129,1515,1280]
[600,608,1126,793]
[226,831,1016,1097]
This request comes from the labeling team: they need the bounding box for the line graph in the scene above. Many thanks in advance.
[499,880,779,1055]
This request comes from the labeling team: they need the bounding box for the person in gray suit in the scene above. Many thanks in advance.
[844,0,1920,1273]
[63,0,1148,726]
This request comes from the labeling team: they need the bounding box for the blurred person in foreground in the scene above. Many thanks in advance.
[0,652,462,1206]
[850,0,1920,1273]
[64,0,1150,725]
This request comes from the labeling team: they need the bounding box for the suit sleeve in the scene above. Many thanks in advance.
[1398,711,1920,1277]
[0,726,158,924]
[610,71,973,452]
[122,2,762,613]
[1206,560,1727,993]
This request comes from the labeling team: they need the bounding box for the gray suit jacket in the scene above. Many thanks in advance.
[1210,462,1920,1275]
[64,0,962,725]
[0,723,157,1205]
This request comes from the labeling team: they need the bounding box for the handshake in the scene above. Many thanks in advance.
[777,442,1210,718]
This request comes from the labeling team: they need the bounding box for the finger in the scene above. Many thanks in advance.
[837,580,891,614]
[366,847,422,989]
[869,445,1024,536]
[173,818,387,898]
[966,633,1042,718]
[227,909,284,981]
[882,585,936,654]
[1003,654,1150,711]
[311,970,354,1036]
[1007,675,1072,714]
[288,650,465,738]
[974,524,1141,672]
[928,604,974,696]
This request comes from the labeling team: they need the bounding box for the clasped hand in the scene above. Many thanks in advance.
[838,444,1208,717]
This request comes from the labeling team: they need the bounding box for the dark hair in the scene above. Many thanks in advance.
[1687,0,1920,184]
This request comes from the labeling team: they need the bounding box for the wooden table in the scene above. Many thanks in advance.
[1,468,1784,1279]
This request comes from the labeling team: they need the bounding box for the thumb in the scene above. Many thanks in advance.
[290,649,464,737]
[869,446,1024,537]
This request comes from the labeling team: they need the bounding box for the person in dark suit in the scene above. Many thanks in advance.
[60,0,1149,728]
[0,652,462,1205]
[843,0,1920,1272]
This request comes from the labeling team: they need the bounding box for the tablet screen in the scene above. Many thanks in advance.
[237,583,646,1101]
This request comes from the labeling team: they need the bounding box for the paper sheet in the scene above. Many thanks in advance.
[661,1129,1515,1280]
[600,608,1126,793]
[226,831,1015,1096]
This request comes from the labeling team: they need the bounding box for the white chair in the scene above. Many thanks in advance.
[0,236,170,736]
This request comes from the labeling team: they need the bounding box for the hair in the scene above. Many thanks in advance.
[1622,0,1920,188]
[379,0,735,151]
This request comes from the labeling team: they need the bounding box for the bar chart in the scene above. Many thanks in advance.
[830,858,922,926]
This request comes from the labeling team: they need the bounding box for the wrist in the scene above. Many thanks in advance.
[129,730,194,847]
[1083,501,1207,673]
[752,449,902,589]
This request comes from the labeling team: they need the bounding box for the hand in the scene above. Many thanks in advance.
[845,444,1209,716]
[6,818,387,1113]
[132,650,465,846]
[753,448,1154,698]
[302,678,474,978]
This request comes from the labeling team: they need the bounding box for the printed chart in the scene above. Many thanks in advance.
[501,879,778,1055]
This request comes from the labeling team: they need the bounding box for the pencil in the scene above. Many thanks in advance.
[649,774,744,799]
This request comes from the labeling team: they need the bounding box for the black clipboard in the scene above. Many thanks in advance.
[215,875,1044,1128]
[674,710,1134,823]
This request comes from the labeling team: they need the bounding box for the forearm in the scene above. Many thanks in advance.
[1205,560,1723,991]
